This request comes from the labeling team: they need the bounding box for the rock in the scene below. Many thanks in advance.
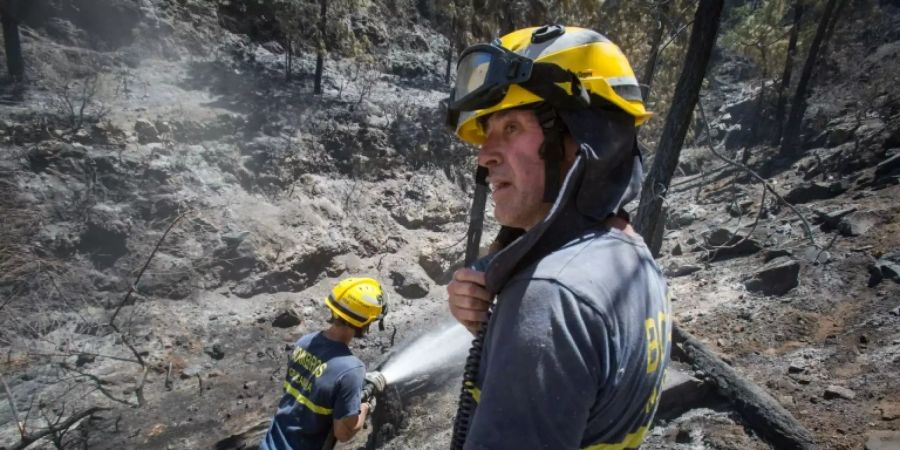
[763,249,792,262]
[875,153,900,178]
[744,257,801,296]
[798,245,831,264]
[880,403,900,420]
[657,368,710,420]
[787,362,806,374]
[823,385,856,400]
[671,242,683,256]
[664,264,702,278]
[890,305,900,317]
[418,247,462,285]
[704,228,735,247]
[205,343,226,360]
[667,210,697,229]
[76,353,96,367]
[134,119,160,144]
[838,211,879,237]
[783,181,848,204]
[701,227,762,260]
[221,231,251,248]
[389,269,430,299]
[866,431,900,450]
[869,252,900,287]
[789,373,812,385]
[814,207,857,231]
[181,366,202,379]
[727,200,754,217]
[824,121,857,147]
[271,308,303,328]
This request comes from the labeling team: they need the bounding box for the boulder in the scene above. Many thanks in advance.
[390,268,430,299]
[657,368,711,420]
[814,207,857,231]
[134,119,160,144]
[204,343,226,360]
[667,210,697,229]
[823,385,856,400]
[700,227,762,260]
[418,247,462,285]
[763,249,792,262]
[181,366,202,379]
[783,181,848,204]
[837,211,879,237]
[868,252,900,287]
[875,153,900,178]
[744,257,800,296]
[271,308,303,328]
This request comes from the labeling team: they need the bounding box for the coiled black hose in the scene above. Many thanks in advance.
[449,304,493,450]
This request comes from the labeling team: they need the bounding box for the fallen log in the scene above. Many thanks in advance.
[672,324,818,450]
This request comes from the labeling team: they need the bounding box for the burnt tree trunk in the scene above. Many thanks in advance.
[285,39,292,80]
[816,0,848,75]
[313,0,327,95]
[773,0,804,145]
[635,0,724,256]
[780,0,838,155]
[749,43,768,145]
[445,15,456,84]
[673,325,818,449]
[641,0,670,100]
[1,0,24,80]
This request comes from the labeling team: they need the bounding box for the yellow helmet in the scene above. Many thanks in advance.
[449,25,651,145]
[324,277,385,328]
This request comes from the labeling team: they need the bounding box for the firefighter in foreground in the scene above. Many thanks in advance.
[446,26,671,448]
[261,277,385,450]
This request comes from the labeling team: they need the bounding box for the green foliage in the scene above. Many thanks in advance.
[721,0,791,77]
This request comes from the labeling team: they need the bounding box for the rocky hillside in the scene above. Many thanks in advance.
[0,1,898,449]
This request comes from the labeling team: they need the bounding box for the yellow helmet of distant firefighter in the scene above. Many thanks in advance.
[324,277,385,328]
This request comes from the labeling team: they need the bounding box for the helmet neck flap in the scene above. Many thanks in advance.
[483,107,642,294]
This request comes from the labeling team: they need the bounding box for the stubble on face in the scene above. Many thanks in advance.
[479,109,551,230]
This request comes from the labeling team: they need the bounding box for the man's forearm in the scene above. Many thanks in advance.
[334,402,370,442]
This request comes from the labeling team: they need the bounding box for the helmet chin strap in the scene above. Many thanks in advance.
[535,103,565,203]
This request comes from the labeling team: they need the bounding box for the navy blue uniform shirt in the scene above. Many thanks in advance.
[261,331,364,450]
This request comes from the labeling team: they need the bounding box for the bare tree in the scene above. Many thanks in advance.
[780,0,839,155]
[641,0,672,99]
[635,0,724,256]
[773,0,804,145]
[313,0,327,95]
[0,0,24,80]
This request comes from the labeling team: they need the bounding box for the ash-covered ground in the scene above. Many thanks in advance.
[1,1,898,449]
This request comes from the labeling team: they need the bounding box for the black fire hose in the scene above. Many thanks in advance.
[450,166,492,449]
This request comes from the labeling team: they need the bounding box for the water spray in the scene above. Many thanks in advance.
[379,321,472,385]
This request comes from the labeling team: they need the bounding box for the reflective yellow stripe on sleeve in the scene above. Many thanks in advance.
[581,426,649,450]
[283,381,333,415]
